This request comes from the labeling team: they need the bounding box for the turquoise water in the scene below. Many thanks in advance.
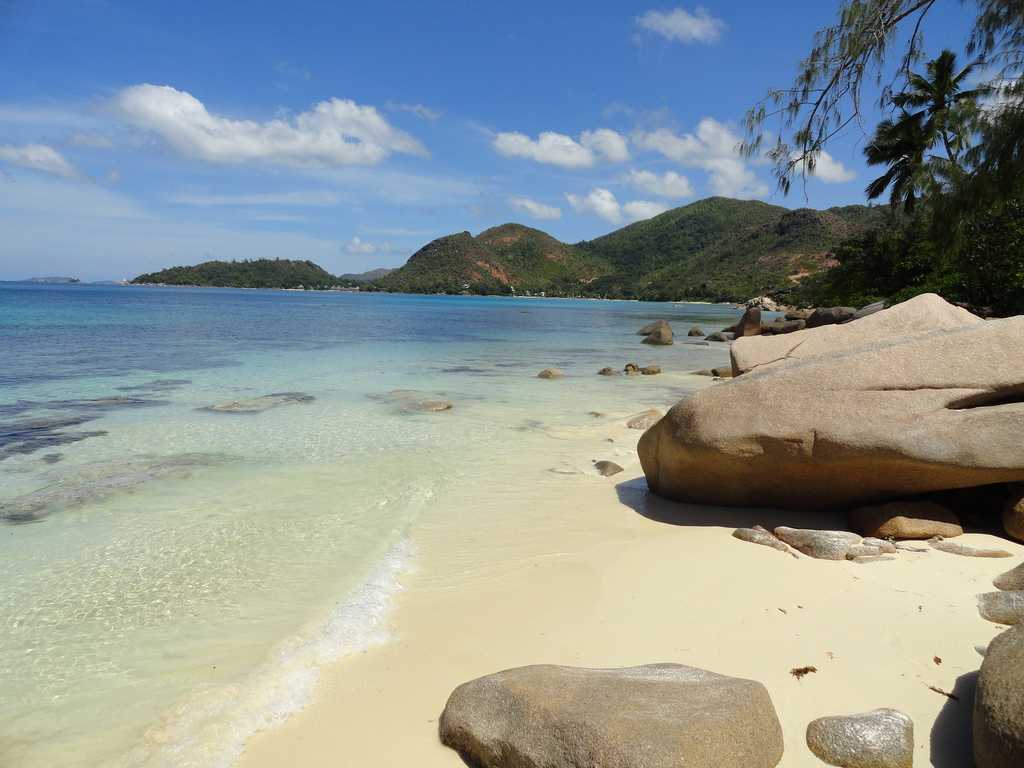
[0,284,741,767]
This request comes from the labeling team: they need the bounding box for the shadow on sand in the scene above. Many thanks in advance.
[614,476,849,531]
[930,670,978,768]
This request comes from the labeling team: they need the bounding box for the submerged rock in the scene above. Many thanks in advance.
[994,562,1024,591]
[537,368,564,379]
[201,392,314,414]
[594,460,624,477]
[849,500,962,540]
[975,624,1024,767]
[978,591,1024,625]
[806,708,913,768]
[439,663,785,768]
[626,409,663,430]
[774,527,862,560]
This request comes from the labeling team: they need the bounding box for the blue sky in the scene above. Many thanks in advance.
[0,0,976,280]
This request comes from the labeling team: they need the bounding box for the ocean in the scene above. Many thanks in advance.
[0,283,740,767]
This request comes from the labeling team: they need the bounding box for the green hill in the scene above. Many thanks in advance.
[132,259,357,290]
[376,197,888,301]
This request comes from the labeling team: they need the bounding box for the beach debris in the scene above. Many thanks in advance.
[626,409,662,430]
[994,561,1024,591]
[732,525,799,558]
[934,656,942,665]
[790,666,817,680]
[774,527,862,561]
[537,368,564,379]
[806,708,913,768]
[926,684,959,701]
[977,591,1024,625]
[849,499,963,539]
[975,624,1024,767]
[640,365,661,376]
[200,392,314,414]
[593,461,624,478]
[928,538,1013,558]
[439,663,784,768]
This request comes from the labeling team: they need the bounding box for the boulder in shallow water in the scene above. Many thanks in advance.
[439,663,784,768]
[706,331,734,342]
[638,314,1024,511]
[624,362,640,375]
[688,326,705,337]
[806,708,913,768]
[978,591,1024,625]
[201,392,314,414]
[774,527,862,560]
[627,409,663,430]
[642,325,674,345]
[598,367,618,376]
[975,624,1024,767]
[537,368,564,379]
[806,306,858,328]
[849,500,962,540]
[637,319,671,336]
[734,306,762,338]
[640,365,661,376]
[994,561,1024,591]
[594,460,624,477]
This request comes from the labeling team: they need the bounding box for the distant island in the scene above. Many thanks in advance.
[130,197,891,302]
[132,259,361,290]
[27,276,80,284]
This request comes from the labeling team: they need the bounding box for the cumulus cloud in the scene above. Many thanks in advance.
[0,143,77,177]
[633,119,769,198]
[565,188,668,225]
[623,200,670,221]
[114,84,428,167]
[792,150,856,183]
[343,236,381,254]
[625,169,693,198]
[509,196,562,220]
[170,191,340,206]
[493,128,629,168]
[636,7,725,44]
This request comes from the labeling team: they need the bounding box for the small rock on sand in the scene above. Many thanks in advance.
[733,526,798,558]
[626,409,662,430]
[844,544,883,559]
[994,562,1024,591]
[929,538,1013,558]
[862,537,898,554]
[594,460,624,477]
[849,500,963,539]
[774,527,862,560]
[851,554,898,564]
[537,368,564,379]
[977,591,1024,625]
[806,708,913,768]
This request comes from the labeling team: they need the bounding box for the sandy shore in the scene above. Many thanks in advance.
[236,407,1021,767]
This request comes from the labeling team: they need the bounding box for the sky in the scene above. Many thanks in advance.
[0,0,978,280]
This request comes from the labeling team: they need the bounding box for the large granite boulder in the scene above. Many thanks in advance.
[731,293,981,376]
[734,306,762,338]
[994,562,1024,591]
[638,316,1024,511]
[438,663,784,768]
[1003,485,1024,542]
[975,625,1024,767]
[806,306,858,328]
[637,319,671,336]
[642,325,674,345]
[806,708,913,768]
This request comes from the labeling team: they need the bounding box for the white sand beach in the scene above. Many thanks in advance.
[237,409,1020,767]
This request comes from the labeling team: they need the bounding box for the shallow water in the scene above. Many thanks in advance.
[0,284,740,767]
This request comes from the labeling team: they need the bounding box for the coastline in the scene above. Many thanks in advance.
[235,385,1020,768]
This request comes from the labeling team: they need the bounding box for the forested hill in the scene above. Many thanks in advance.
[132,259,357,290]
[376,197,889,301]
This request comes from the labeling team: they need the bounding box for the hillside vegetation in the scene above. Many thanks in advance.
[132,259,357,290]
[376,197,887,301]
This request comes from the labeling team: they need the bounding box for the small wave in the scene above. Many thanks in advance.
[125,536,415,768]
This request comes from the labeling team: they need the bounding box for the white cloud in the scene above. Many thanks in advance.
[386,102,441,121]
[792,150,856,183]
[625,169,693,198]
[624,200,670,221]
[170,191,340,206]
[0,143,77,177]
[509,196,562,220]
[114,84,428,167]
[633,119,769,198]
[343,236,379,254]
[566,187,623,223]
[580,128,631,162]
[69,132,114,148]
[636,7,725,44]
[493,128,629,168]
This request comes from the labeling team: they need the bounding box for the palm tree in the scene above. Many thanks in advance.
[865,50,985,210]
